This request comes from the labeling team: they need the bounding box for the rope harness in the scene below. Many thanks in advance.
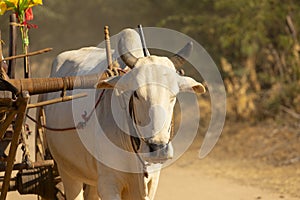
[128,94,175,178]
[128,95,149,177]
[26,89,106,131]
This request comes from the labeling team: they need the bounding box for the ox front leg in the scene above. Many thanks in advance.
[84,184,101,200]
[97,163,125,200]
[97,175,122,200]
[59,168,84,200]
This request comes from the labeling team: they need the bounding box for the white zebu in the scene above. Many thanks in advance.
[43,29,205,200]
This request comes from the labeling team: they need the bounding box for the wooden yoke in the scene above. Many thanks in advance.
[5,73,107,95]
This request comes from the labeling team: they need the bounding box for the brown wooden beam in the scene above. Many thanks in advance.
[0,91,29,200]
[8,14,17,79]
[0,160,54,172]
[27,93,87,108]
[0,48,53,62]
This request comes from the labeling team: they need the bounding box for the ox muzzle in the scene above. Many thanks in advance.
[143,142,174,164]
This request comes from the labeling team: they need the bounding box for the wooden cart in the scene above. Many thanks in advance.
[0,12,150,198]
[0,16,120,199]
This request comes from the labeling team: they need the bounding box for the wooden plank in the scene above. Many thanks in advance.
[36,107,46,159]
[0,110,16,139]
[0,159,54,172]
[0,91,29,200]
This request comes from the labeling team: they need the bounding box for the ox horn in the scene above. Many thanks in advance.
[118,38,138,69]
[170,41,193,68]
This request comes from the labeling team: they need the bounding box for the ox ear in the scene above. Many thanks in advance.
[96,76,122,89]
[178,76,206,94]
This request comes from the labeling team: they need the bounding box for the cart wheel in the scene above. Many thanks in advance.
[35,106,65,200]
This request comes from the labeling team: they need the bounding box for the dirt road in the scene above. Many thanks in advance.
[8,151,298,200]
[156,160,298,200]
[6,122,300,199]
[9,160,297,200]
[156,121,300,200]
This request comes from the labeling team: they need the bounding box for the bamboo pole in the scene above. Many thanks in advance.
[23,46,30,78]
[22,24,30,78]
[27,93,87,108]
[8,14,17,79]
[0,48,53,62]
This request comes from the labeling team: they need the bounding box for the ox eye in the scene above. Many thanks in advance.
[133,91,139,99]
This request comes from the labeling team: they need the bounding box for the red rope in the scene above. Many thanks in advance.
[27,89,106,132]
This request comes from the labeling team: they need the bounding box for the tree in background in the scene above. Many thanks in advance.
[0,0,299,119]
[159,0,300,119]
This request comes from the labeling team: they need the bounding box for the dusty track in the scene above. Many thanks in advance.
[157,120,300,200]
[7,121,300,199]
[156,150,299,200]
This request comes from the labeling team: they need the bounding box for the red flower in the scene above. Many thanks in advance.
[18,8,38,29]
[25,8,34,21]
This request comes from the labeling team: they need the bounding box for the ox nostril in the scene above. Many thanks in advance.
[148,143,167,152]
[149,143,161,152]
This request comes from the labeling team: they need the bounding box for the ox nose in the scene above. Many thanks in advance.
[148,142,174,161]
[149,143,165,152]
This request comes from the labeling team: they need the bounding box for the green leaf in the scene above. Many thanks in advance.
[19,0,29,11]
[4,0,16,8]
